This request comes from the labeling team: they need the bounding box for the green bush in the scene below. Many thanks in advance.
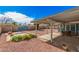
[22,34,32,40]
[22,34,31,40]
[11,35,22,42]
[22,34,26,40]
[11,33,37,42]
[28,34,37,38]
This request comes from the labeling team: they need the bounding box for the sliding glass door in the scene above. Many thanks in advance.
[60,23,79,36]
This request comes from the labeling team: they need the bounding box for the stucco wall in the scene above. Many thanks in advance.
[0,24,18,33]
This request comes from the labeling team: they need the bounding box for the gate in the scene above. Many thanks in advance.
[17,25,28,31]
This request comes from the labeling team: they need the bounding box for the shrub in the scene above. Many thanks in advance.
[11,35,22,42]
[22,34,32,40]
[17,35,23,40]
[22,34,28,40]
[11,33,37,42]
[22,34,26,40]
[28,34,37,38]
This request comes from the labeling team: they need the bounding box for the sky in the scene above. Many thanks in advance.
[0,6,76,24]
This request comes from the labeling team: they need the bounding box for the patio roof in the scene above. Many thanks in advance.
[32,7,79,24]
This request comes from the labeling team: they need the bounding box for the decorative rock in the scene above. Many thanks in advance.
[6,35,12,41]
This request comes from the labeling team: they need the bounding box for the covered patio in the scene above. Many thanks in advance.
[32,7,79,42]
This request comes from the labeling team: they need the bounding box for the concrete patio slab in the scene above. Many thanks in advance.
[38,32,62,42]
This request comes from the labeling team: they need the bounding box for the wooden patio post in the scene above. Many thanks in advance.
[35,23,39,37]
[50,22,53,43]
[59,24,61,32]
[69,24,71,31]
[65,24,67,32]
[75,24,77,35]
[47,23,49,34]
[35,24,37,37]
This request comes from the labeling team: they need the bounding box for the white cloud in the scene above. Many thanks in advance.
[0,12,34,24]
[0,14,4,17]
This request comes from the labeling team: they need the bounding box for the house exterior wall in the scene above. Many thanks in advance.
[60,23,79,36]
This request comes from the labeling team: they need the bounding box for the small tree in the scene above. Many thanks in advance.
[12,22,17,26]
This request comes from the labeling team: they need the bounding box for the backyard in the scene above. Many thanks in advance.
[0,29,64,52]
[0,6,79,52]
